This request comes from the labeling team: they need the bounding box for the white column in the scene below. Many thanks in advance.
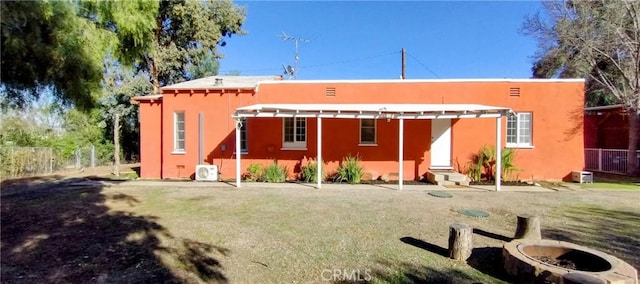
[235,119,242,188]
[495,116,502,192]
[399,118,404,190]
[317,117,322,189]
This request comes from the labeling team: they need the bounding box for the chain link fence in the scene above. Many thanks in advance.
[0,146,114,179]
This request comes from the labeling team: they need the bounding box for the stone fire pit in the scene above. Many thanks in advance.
[503,239,638,284]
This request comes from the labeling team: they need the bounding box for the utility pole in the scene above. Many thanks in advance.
[401,48,406,79]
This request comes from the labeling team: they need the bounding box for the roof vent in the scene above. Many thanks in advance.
[509,87,520,96]
[326,87,336,96]
[214,78,223,86]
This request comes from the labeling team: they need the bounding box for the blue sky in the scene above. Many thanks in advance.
[218,1,543,80]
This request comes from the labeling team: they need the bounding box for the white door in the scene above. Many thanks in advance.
[430,119,452,169]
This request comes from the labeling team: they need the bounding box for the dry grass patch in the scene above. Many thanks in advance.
[2,183,638,283]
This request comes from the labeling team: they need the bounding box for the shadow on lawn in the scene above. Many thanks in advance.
[542,204,640,269]
[334,259,498,284]
[1,178,228,283]
[398,237,510,283]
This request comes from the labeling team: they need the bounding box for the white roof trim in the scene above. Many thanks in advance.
[584,104,624,111]
[234,104,512,119]
[257,78,585,85]
[131,94,163,102]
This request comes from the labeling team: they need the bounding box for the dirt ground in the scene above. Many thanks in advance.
[1,176,638,283]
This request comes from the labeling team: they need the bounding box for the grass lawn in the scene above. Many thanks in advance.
[2,181,639,283]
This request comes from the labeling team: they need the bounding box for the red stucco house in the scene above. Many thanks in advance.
[133,76,585,187]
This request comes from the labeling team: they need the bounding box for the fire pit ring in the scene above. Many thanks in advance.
[503,239,638,284]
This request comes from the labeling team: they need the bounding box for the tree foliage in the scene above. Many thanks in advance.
[145,0,246,93]
[2,0,245,102]
[100,57,153,161]
[523,0,640,175]
[1,1,113,110]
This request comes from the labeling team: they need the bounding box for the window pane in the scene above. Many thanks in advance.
[240,121,247,152]
[284,118,294,142]
[506,116,517,144]
[361,128,375,143]
[175,112,185,151]
[295,118,306,142]
[519,113,531,144]
[520,114,531,144]
[361,119,375,127]
[360,119,376,143]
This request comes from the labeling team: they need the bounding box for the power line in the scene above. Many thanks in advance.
[406,52,440,78]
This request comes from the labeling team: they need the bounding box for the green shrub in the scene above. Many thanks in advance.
[335,155,364,184]
[243,163,264,182]
[126,171,139,180]
[467,145,519,181]
[300,158,324,183]
[264,162,287,183]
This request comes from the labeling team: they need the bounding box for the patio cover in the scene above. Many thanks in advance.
[233,104,512,191]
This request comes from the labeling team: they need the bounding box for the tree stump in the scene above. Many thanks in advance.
[514,214,541,240]
[448,223,472,261]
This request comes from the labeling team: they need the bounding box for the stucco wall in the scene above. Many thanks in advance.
[140,80,585,182]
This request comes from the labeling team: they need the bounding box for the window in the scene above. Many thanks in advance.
[283,117,306,149]
[360,119,376,145]
[507,112,532,147]
[240,120,248,153]
[174,112,185,153]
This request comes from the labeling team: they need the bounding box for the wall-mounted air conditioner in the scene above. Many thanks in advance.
[195,165,218,181]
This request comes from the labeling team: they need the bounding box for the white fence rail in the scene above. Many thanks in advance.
[585,148,640,174]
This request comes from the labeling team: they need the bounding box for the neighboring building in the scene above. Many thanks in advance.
[584,104,637,149]
[133,76,585,182]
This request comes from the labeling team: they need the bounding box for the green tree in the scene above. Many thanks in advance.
[523,1,640,175]
[1,0,157,110]
[1,1,107,109]
[100,58,152,175]
[144,0,246,94]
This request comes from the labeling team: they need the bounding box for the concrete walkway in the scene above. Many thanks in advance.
[111,180,558,192]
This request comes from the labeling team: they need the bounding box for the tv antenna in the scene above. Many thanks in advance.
[279,32,309,79]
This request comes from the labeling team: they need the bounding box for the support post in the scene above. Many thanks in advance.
[597,148,602,171]
[401,48,406,79]
[448,223,472,261]
[398,118,404,190]
[514,214,541,240]
[235,119,242,188]
[496,116,502,191]
[317,117,322,189]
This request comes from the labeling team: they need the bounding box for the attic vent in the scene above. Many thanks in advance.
[214,78,223,86]
[509,87,520,96]
[325,87,336,96]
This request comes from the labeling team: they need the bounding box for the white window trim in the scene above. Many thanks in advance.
[282,117,307,150]
[359,118,377,146]
[173,111,185,154]
[506,112,533,149]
